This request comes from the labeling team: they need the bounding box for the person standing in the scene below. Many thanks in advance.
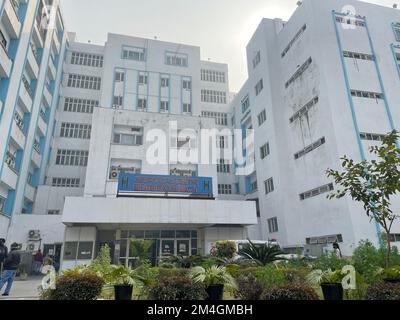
[0,239,8,275]
[0,243,21,296]
[33,249,44,275]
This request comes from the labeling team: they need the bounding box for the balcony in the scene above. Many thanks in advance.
[48,58,56,80]
[26,45,39,79]
[43,84,52,105]
[11,112,26,148]
[38,112,47,135]
[1,162,18,189]
[32,22,44,49]
[52,32,60,55]
[2,0,21,39]
[25,183,36,202]
[0,32,12,78]
[32,143,41,167]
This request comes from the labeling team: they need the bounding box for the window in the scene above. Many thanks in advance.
[166,52,188,67]
[60,122,92,139]
[300,183,334,201]
[0,196,5,213]
[306,234,343,245]
[264,178,274,194]
[217,136,227,149]
[343,51,374,61]
[183,103,192,113]
[70,52,103,67]
[218,184,232,195]
[241,95,250,113]
[161,77,169,87]
[290,96,319,123]
[201,69,226,83]
[113,96,123,109]
[55,149,89,166]
[182,79,191,90]
[217,159,230,173]
[201,90,227,104]
[258,110,266,126]
[47,210,61,215]
[138,73,148,85]
[389,234,400,242]
[252,51,261,68]
[335,16,365,27]
[255,79,264,96]
[350,90,383,100]
[360,132,386,142]
[122,46,146,61]
[0,30,8,52]
[294,137,325,160]
[67,74,101,90]
[201,111,228,126]
[394,23,400,42]
[260,143,270,159]
[137,98,147,111]
[268,217,279,233]
[285,57,312,88]
[115,71,125,82]
[281,24,307,58]
[64,97,98,113]
[160,101,169,113]
[113,128,144,146]
[52,177,81,188]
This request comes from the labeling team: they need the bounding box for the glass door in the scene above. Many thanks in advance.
[176,240,190,256]
[161,240,175,257]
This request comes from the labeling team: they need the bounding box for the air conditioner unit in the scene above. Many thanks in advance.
[110,167,119,180]
[28,230,41,240]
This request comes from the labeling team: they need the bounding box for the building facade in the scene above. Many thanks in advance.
[231,0,400,256]
[0,0,257,268]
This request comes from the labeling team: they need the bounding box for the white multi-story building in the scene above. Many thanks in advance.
[1,1,257,268]
[231,0,400,256]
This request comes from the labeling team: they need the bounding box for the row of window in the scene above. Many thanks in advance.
[70,51,104,68]
[113,130,144,146]
[306,234,343,245]
[55,149,89,167]
[360,132,386,142]
[285,57,312,89]
[294,137,326,160]
[115,71,192,90]
[217,159,231,173]
[268,217,279,233]
[64,97,98,113]
[67,74,101,90]
[260,142,270,160]
[113,97,192,113]
[343,51,374,61]
[166,53,188,67]
[290,96,319,123]
[300,183,334,201]
[201,111,228,126]
[218,184,232,195]
[350,90,383,100]
[252,51,261,69]
[264,178,274,195]
[201,90,227,104]
[258,109,266,126]
[241,95,250,113]
[60,122,92,140]
[201,69,226,83]
[52,177,81,188]
[335,16,365,27]
[281,24,307,58]
[122,47,146,61]
[255,79,264,96]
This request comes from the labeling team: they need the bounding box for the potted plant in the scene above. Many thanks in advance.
[190,265,237,301]
[380,266,400,284]
[307,269,344,300]
[110,265,142,300]
[18,264,28,281]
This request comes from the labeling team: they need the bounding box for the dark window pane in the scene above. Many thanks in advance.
[145,230,161,239]
[120,230,129,238]
[176,231,191,238]
[191,230,198,238]
[161,230,175,238]
[119,239,127,258]
[130,230,145,239]
[77,242,93,260]
[63,242,78,261]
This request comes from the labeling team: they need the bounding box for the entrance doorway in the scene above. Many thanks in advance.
[43,243,63,272]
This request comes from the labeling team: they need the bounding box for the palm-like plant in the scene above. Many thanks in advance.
[190,265,237,289]
[239,239,284,266]
[110,265,144,286]
[160,255,204,269]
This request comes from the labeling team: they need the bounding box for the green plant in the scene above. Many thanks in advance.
[233,274,263,300]
[327,130,400,267]
[280,267,312,284]
[253,265,286,289]
[110,265,143,286]
[91,244,114,284]
[239,239,284,266]
[380,266,400,281]
[261,284,319,300]
[211,241,237,260]
[160,255,204,269]
[148,276,207,300]
[40,267,104,300]
[129,239,154,266]
[365,282,400,300]
[190,266,237,289]
[307,269,344,285]
[312,251,348,271]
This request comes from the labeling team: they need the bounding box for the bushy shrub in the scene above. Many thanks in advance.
[312,252,349,271]
[254,265,286,289]
[261,284,319,300]
[234,274,264,300]
[365,282,400,300]
[153,267,189,278]
[281,267,311,284]
[211,241,237,260]
[148,276,207,300]
[41,268,104,300]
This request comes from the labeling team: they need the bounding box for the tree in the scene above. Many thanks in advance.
[326,130,400,267]
[129,239,154,266]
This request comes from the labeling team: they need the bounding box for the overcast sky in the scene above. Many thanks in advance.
[60,0,396,92]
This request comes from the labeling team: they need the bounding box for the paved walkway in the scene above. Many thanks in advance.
[0,276,42,300]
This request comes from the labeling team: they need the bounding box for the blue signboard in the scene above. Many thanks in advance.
[118,173,213,198]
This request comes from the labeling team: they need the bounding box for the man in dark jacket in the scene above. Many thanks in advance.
[0,243,21,296]
[0,239,8,274]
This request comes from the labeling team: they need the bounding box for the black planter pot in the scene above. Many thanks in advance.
[206,284,224,301]
[384,278,400,284]
[321,283,344,301]
[114,285,133,301]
